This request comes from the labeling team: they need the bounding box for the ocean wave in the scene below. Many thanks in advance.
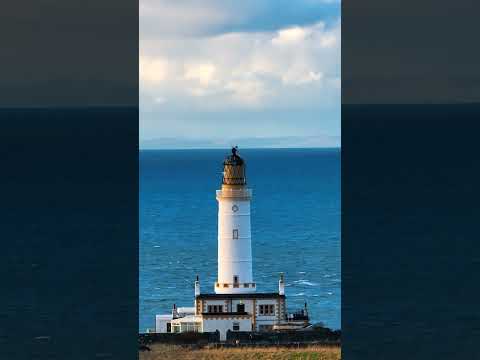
[294,279,318,286]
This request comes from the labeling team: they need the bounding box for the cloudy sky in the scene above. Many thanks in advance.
[140,0,340,148]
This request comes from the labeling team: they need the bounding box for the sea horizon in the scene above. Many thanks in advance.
[139,147,341,151]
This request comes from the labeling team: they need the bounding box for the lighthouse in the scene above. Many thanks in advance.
[215,147,255,294]
[153,147,311,339]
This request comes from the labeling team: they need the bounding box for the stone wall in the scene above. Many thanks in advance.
[139,327,340,346]
[225,328,341,344]
[139,331,220,345]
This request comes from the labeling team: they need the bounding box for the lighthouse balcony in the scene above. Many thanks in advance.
[216,282,256,289]
[214,282,257,294]
[216,188,252,200]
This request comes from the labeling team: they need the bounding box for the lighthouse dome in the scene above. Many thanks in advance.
[222,147,246,185]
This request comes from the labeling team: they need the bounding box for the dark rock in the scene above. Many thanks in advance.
[138,345,151,352]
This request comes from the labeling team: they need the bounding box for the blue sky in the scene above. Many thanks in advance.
[140,0,340,148]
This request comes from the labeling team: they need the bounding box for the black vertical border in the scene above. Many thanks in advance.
[0,0,139,359]
[342,1,480,359]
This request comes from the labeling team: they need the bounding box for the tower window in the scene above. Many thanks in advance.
[233,229,239,239]
[233,275,239,284]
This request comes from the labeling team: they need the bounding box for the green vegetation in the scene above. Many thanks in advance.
[139,344,341,360]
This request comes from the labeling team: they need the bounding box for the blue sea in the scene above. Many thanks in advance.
[139,148,340,332]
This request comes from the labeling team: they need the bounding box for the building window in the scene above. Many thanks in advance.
[237,304,245,313]
[172,324,181,333]
[233,229,239,239]
[269,304,275,315]
[207,305,224,313]
[232,322,240,331]
[259,304,275,316]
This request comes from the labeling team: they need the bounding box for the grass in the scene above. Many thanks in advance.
[139,344,341,360]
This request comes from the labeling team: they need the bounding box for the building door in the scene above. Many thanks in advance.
[166,323,171,333]
[237,303,245,313]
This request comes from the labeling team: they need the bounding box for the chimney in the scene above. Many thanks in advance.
[195,275,200,296]
[172,303,178,319]
[278,273,285,295]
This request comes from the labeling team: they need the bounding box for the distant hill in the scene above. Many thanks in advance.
[140,135,340,150]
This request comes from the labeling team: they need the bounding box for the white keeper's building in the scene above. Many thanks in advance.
[153,148,310,341]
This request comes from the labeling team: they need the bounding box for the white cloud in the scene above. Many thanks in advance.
[282,70,323,85]
[140,20,340,108]
[154,96,166,104]
[319,33,337,48]
[225,77,271,105]
[184,63,218,87]
[139,56,169,84]
[272,26,311,45]
[140,1,235,38]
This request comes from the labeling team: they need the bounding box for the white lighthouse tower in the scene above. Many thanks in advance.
[215,147,255,294]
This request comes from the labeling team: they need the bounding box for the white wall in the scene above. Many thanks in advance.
[202,318,252,341]
[155,316,171,333]
[217,197,254,293]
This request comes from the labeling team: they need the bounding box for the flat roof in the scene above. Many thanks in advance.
[177,307,195,313]
[171,315,201,323]
[196,292,284,300]
[155,315,172,320]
